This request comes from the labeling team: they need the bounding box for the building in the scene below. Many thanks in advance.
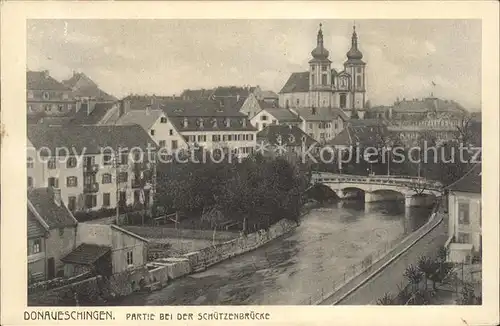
[61,223,148,277]
[240,93,280,119]
[62,71,117,103]
[113,104,188,153]
[279,24,368,117]
[446,164,482,263]
[27,71,76,119]
[257,125,318,157]
[27,124,157,214]
[160,100,257,158]
[249,106,302,132]
[328,119,391,149]
[384,96,469,146]
[291,107,348,143]
[27,187,79,281]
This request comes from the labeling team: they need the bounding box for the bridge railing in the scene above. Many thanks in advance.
[310,174,443,190]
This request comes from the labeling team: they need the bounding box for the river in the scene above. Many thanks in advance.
[114,200,433,305]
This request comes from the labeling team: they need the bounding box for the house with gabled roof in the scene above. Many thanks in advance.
[62,71,117,102]
[27,187,79,281]
[291,106,348,143]
[27,70,76,119]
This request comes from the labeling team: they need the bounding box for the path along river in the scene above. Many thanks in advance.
[115,200,433,305]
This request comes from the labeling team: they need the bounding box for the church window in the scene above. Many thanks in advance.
[322,65,327,71]
[357,67,361,73]
[296,99,300,105]
[311,66,315,71]
[311,75,315,85]
[322,74,328,86]
[357,75,362,88]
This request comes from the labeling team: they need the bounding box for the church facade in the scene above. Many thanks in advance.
[279,24,368,118]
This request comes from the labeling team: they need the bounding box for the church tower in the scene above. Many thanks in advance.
[344,25,367,118]
[309,23,333,109]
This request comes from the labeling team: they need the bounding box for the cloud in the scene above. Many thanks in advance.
[27,19,481,109]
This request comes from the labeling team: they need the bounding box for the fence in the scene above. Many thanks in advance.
[124,226,239,241]
[299,200,443,305]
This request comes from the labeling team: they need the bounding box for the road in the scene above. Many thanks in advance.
[335,219,448,305]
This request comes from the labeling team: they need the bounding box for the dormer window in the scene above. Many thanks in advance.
[211,118,218,128]
[27,91,34,99]
[225,118,230,128]
[42,92,50,100]
[160,117,167,123]
[242,119,247,127]
[198,118,204,128]
[183,118,188,128]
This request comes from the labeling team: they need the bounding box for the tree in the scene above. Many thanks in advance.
[376,292,397,305]
[457,282,479,305]
[417,256,436,290]
[404,264,424,293]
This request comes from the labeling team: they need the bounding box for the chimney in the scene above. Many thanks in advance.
[236,94,240,102]
[43,70,49,79]
[120,99,131,117]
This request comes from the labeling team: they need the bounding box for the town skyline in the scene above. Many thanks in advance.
[28,19,481,109]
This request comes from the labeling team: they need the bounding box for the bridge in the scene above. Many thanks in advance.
[309,172,443,207]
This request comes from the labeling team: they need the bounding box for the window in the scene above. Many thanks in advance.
[322,74,328,85]
[118,172,128,183]
[48,177,59,188]
[68,196,76,211]
[120,152,128,165]
[172,140,178,150]
[59,228,64,237]
[58,104,64,112]
[296,99,300,106]
[340,94,347,109]
[28,105,33,112]
[357,67,361,73]
[28,239,41,255]
[102,173,112,184]
[85,195,97,209]
[261,115,268,121]
[27,91,34,99]
[103,153,112,165]
[311,65,315,71]
[249,134,254,141]
[127,251,133,265]
[66,176,78,187]
[27,157,34,169]
[119,191,127,206]
[103,193,111,207]
[197,135,206,142]
[47,158,56,169]
[150,129,155,136]
[27,177,33,188]
[42,92,50,100]
[458,232,471,244]
[458,202,470,225]
[262,123,267,129]
[159,140,166,148]
[356,75,362,88]
[311,74,315,85]
[322,65,327,71]
[308,123,312,129]
[63,93,69,100]
[66,157,77,168]
[228,135,233,141]
[169,129,174,136]
[160,117,167,123]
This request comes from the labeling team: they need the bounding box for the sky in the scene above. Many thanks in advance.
[27,19,481,109]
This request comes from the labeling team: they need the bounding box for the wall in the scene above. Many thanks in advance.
[251,110,279,131]
[448,191,481,251]
[124,226,239,241]
[150,115,189,151]
[239,94,261,119]
[180,130,257,158]
[45,226,78,276]
[279,92,309,108]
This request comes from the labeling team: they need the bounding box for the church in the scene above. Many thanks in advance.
[279,24,368,118]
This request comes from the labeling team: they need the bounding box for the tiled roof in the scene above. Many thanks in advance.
[279,72,310,93]
[180,89,215,100]
[262,107,301,122]
[257,125,317,148]
[62,73,117,102]
[116,109,164,130]
[168,116,256,133]
[28,188,77,229]
[392,97,467,114]
[328,121,390,147]
[261,90,279,99]
[27,209,48,238]
[161,100,246,117]
[27,124,157,155]
[61,243,111,265]
[68,102,116,125]
[448,164,481,194]
[27,71,71,91]
[293,107,348,122]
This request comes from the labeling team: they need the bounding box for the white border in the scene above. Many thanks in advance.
[1,1,499,325]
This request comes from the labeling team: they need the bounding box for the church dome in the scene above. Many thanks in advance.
[311,24,330,60]
[346,26,363,60]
